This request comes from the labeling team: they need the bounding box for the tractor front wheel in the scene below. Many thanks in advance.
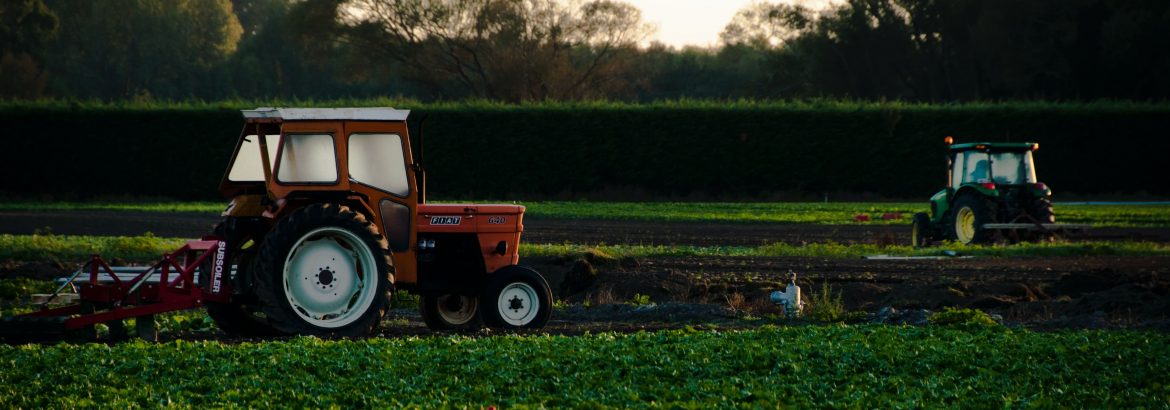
[911,212,934,248]
[952,195,997,245]
[480,266,552,329]
[420,294,482,331]
[255,204,393,337]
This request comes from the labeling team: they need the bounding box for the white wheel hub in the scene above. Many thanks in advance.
[283,227,379,328]
[436,294,478,325]
[497,282,539,326]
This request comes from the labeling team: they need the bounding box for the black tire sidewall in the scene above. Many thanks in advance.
[420,294,483,331]
[480,266,552,329]
[204,220,281,336]
[255,204,393,337]
[911,212,932,247]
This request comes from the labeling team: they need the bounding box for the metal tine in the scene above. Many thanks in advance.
[41,261,91,309]
[126,261,165,296]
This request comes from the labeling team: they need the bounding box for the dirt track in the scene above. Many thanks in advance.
[2,210,1169,330]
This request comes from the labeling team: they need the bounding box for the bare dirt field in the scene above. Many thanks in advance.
[2,210,1168,331]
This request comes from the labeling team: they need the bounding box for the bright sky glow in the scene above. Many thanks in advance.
[623,0,841,48]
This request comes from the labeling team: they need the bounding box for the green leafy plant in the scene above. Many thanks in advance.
[929,307,1001,327]
[0,278,54,301]
[805,282,845,322]
[629,293,652,306]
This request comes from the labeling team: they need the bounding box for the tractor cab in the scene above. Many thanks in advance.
[950,144,1038,188]
[934,142,1053,226]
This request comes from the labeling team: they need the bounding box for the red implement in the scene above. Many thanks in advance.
[0,238,230,342]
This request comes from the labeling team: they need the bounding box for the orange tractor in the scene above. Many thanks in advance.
[1,108,552,341]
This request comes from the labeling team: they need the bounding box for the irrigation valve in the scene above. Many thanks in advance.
[770,270,804,317]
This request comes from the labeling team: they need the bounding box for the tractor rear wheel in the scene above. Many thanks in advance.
[480,266,552,329]
[952,195,997,245]
[910,212,934,248]
[1031,198,1055,223]
[204,220,280,337]
[420,294,482,331]
[255,204,393,337]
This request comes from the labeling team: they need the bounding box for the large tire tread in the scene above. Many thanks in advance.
[254,203,393,338]
[204,220,281,337]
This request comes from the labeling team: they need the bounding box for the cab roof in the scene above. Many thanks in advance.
[241,107,410,122]
[949,142,1038,152]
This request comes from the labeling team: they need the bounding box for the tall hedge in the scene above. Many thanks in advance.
[1,102,1166,200]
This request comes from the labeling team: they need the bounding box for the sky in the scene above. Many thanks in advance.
[623,0,840,48]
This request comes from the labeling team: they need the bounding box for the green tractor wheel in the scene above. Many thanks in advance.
[952,195,997,245]
[910,212,934,248]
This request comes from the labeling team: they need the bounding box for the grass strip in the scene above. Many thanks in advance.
[0,201,224,214]
[2,201,1170,227]
[526,241,1170,259]
[2,234,1168,264]
[0,234,187,262]
[1,326,1166,408]
[2,201,1169,227]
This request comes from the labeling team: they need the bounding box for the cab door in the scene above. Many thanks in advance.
[342,120,420,284]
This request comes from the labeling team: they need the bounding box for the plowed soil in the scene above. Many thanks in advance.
[2,210,1168,331]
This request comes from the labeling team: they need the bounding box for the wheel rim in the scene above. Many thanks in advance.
[955,207,976,244]
[497,282,540,326]
[911,221,922,246]
[436,294,478,325]
[283,227,379,328]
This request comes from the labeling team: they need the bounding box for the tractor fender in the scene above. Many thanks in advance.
[928,189,949,224]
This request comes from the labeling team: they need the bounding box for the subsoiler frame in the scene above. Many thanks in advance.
[7,238,230,341]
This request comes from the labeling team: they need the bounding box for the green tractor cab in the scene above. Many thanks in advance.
[912,138,1089,246]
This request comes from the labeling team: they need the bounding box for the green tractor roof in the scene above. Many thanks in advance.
[948,141,1039,152]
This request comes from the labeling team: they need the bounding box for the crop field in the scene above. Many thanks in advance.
[1,326,1168,408]
[1,200,1168,406]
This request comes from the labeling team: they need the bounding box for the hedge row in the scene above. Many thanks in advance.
[2,102,1167,200]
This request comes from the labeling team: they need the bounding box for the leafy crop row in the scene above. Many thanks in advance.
[1,326,1166,408]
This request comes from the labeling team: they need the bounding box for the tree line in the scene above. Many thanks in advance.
[2,0,1167,102]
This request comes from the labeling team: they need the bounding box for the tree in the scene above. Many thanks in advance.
[42,0,242,100]
[722,0,1170,101]
[342,0,653,101]
[720,2,814,49]
[0,0,58,99]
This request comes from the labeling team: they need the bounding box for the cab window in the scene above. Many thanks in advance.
[348,133,410,196]
[277,134,337,183]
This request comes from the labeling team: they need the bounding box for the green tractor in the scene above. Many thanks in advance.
[911,137,1087,246]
